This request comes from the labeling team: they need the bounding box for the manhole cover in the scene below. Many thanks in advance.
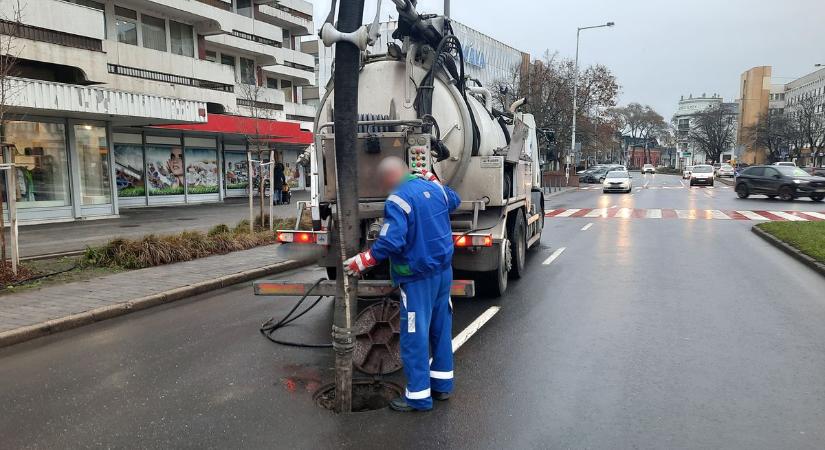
[353,300,401,375]
[313,379,402,412]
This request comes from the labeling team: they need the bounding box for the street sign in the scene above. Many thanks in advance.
[682,152,692,158]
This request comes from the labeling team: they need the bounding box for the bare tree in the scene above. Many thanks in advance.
[743,112,791,163]
[238,81,274,231]
[688,105,737,164]
[611,103,666,164]
[787,95,825,164]
[0,0,24,269]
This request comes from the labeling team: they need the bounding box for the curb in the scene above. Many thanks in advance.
[751,226,825,277]
[0,258,311,349]
[543,187,576,199]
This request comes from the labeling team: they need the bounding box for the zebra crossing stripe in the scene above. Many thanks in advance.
[555,209,581,218]
[585,208,608,218]
[736,210,769,221]
[646,209,663,219]
[769,211,807,221]
[800,211,825,220]
[710,210,731,220]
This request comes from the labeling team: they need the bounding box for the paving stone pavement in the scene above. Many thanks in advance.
[0,244,315,336]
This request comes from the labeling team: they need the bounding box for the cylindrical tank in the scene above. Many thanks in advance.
[318,58,507,185]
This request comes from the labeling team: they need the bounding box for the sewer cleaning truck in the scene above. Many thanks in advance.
[269,2,545,298]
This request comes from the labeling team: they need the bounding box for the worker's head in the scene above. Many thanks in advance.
[377,156,408,192]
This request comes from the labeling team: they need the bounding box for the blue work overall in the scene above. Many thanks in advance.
[370,175,462,410]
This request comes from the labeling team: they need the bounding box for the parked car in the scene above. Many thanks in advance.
[580,168,610,184]
[717,164,735,178]
[773,161,796,167]
[603,171,633,193]
[642,164,655,174]
[735,165,825,202]
[690,165,715,186]
[682,166,694,179]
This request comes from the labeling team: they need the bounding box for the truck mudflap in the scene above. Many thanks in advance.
[254,279,476,298]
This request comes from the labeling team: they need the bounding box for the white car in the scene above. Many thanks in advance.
[717,164,735,177]
[642,164,656,174]
[773,162,796,167]
[683,166,694,179]
[689,165,715,186]
[603,170,633,193]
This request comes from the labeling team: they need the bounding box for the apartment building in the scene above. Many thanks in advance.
[674,94,739,166]
[0,0,315,223]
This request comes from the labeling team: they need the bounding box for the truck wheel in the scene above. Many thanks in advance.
[479,240,509,298]
[508,212,526,279]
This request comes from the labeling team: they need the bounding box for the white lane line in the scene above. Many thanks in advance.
[679,179,685,187]
[452,306,501,353]
[542,247,566,265]
[555,209,581,218]
[737,210,769,221]
[646,209,663,219]
[710,209,731,220]
[769,211,807,221]
[581,223,594,231]
[803,211,825,220]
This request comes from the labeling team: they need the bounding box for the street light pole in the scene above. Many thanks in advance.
[444,0,450,17]
[570,22,614,181]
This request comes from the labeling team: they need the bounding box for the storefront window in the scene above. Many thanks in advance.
[114,144,145,198]
[4,121,71,209]
[74,125,112,205]
[185,148,219,194]
[224,152,249,190]
[146,145,185,196]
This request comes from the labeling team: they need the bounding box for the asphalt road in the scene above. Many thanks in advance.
[2,174,825,449]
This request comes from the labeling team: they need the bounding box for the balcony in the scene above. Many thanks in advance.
[5,77,207,125]
[140,0,242,35]
[104,41,237,87]
[263,64,314,86]
[256,2,313,36]
[205,34,278,66]
[4,0,105,40]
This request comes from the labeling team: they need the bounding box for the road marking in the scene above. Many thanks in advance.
[615,208,633,219]
[801,211,825,220]
[646,209,662,219]
[769,211,807,221]
[452,306,501,353]
[584,208,608,218]
[581,223,593,231]
[555,209,581,218]
[736,210,769,221]
[675,210,694,220]
[679,179,685,187]
[710,210,731,220]
[542,247,566,265]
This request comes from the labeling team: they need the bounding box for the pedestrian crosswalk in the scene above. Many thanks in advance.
[545,208,825,222]
[577,185,731,191]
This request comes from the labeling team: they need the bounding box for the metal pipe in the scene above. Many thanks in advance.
[332,0,366,414]
[444,0,450,17]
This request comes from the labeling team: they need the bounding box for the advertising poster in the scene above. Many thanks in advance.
[114,145,145,197]
[185,147,219,194]
[146,145,185,196]
[224,152,249,190]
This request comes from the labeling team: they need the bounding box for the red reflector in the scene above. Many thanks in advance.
[455,236,468,247]
[482,235,493,247]
[296,232,314,243]
[453,234,493,248]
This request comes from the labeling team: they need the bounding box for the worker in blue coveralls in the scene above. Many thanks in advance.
[344,156,461,412]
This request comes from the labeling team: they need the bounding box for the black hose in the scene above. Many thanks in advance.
[3,264,81,288]
[260,278,333,348]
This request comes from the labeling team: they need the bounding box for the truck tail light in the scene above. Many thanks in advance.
[453,233,493,248]
[276,230,329,246]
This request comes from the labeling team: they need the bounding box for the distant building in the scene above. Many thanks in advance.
[673,94,739,166]
[784,67,825,166]
[737,66,788,164]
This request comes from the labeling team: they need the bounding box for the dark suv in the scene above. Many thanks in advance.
[735,165,825,202]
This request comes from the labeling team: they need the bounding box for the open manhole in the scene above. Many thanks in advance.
[313,379,402,412]
[353,300,401,375]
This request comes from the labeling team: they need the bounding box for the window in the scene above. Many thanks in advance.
[236,0,253,17]
[205,50,217,63]
[282,29,291,49]
[146,146,185,196]
[74,125,112,206]
[221,54,236,67]
[4,121,71,209]
[240,57,256,85]
[281,79,293,102]
[267,78,278,89]
[141,14,167,52]
[114,144,145,198]
[170,21,194,57]
[115,6,138,45]
[185,148,219,194]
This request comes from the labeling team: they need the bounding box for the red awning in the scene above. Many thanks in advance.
[156,114,312,145]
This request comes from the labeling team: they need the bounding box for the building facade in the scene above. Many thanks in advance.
[0,0,315,224]
[302,19,530,109]
[784,67,825,167]
[674,94,739,167]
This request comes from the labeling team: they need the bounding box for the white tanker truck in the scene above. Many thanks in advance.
[263,5,544,298]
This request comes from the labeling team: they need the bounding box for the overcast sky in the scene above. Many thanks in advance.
[310,0,825,119]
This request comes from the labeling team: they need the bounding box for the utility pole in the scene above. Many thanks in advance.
[444,0,450,17]
[571,22,614,183]
[331,0,366,414]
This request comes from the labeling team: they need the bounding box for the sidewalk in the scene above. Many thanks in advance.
[10,191,309,259]
[0,243,320,348]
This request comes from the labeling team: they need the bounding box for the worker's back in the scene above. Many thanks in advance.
[371,177,461,284]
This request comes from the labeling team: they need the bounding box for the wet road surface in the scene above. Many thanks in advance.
[2,174,825,449]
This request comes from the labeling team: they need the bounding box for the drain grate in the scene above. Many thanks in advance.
[313,379,402,412]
